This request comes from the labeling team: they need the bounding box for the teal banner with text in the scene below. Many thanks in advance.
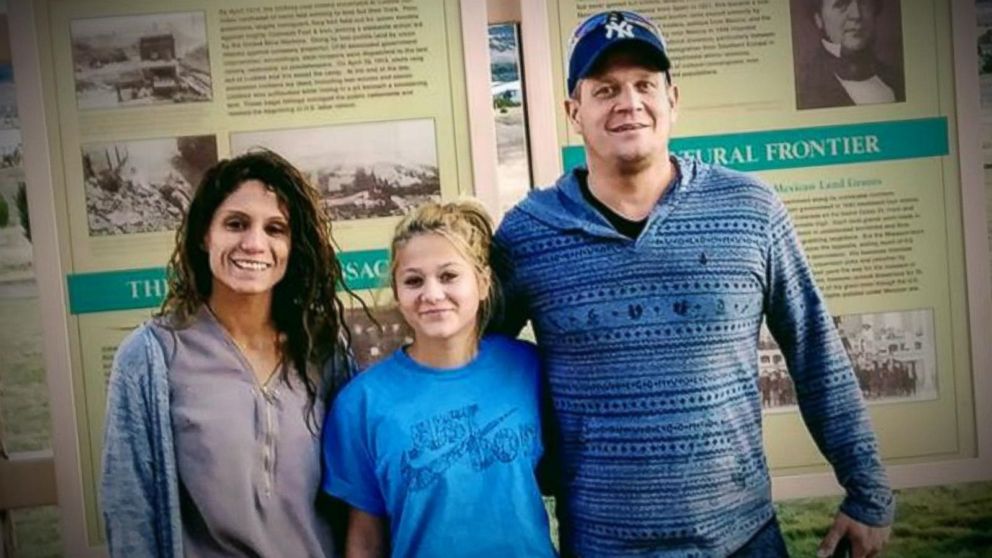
[562,117,949,172]
[66,249,390,315]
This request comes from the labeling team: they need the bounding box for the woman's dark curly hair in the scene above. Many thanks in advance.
[159,148,352,430]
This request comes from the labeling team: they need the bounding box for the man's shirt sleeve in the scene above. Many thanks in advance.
[763,195,895,526]
[489,224,530,337]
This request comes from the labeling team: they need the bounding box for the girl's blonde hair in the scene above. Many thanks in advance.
[390,199,500,336]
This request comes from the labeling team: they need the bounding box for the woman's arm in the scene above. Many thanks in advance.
[101,327,178,557]
[346,508,387,558]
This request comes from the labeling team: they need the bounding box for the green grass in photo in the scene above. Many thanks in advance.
[778,481,992,557]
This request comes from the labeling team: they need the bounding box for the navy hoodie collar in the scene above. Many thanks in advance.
[516,155,702,240]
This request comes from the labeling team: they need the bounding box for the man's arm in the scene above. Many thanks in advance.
[762,197,894,548]
[489,226,530,337]
[817,511,891,558]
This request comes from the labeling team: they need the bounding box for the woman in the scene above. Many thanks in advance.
[100,149,351,557]
[322,200,556,557]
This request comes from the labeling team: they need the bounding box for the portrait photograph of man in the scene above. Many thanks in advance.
[791,0,906,110]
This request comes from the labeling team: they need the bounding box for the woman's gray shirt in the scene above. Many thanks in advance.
[100,307,335,558]
[149,308,334,557]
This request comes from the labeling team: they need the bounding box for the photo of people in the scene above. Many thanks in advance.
[758,308,937,410]
[790,0,906,110]
[70,11,212,109]
[81,134,217,236]
[231,119,441,222]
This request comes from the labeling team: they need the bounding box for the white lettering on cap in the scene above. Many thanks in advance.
[605,19,634,40]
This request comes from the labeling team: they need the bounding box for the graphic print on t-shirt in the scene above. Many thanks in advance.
[400,404,537,491]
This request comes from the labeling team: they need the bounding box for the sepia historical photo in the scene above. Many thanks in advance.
[346,306,412,369]
[231,119,441,221]
[758,308,937,410]
[70,11,212,109]
[790,0,905,110]
[82,135,217,236]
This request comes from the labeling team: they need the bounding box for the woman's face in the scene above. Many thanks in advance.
[393,233,488,347]
[203,180,291,300]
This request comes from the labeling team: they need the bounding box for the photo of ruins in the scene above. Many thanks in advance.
[81,134,217,236]
[70,11,212,109]
[231,119,441,222]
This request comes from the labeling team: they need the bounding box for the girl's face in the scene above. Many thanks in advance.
[394,233,489,347]
[203,180,291,300]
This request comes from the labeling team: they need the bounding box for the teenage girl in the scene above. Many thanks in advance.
[322,200,556,557]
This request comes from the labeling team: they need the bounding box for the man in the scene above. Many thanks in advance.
[795,0,905,109]
[493,10,894,557]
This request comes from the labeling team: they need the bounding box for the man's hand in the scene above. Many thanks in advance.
[816,511,891,558]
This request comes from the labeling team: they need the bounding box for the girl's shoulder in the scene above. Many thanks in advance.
[481,333,538,360]
[479,334,540,376]
[332,349,406,401]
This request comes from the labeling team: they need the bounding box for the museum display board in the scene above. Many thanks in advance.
[7,0,991,554]
[25,0,471,546]
[546,0,979,475]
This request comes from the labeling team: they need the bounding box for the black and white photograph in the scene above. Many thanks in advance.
[346,306,412,369]
[231,119,441,221]
[758,308,937,410]
[82,134,217,236]
[70,11,212,110]
[790,0,905,110]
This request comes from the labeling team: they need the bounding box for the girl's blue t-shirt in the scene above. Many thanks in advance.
[322,334,556,557]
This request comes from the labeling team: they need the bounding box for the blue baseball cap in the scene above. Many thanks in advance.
[567,10,671,95]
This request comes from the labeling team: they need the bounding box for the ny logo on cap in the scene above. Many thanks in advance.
[604,12,634,40]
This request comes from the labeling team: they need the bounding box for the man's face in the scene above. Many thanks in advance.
[815,0,878,53]
[565,48,679,173]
